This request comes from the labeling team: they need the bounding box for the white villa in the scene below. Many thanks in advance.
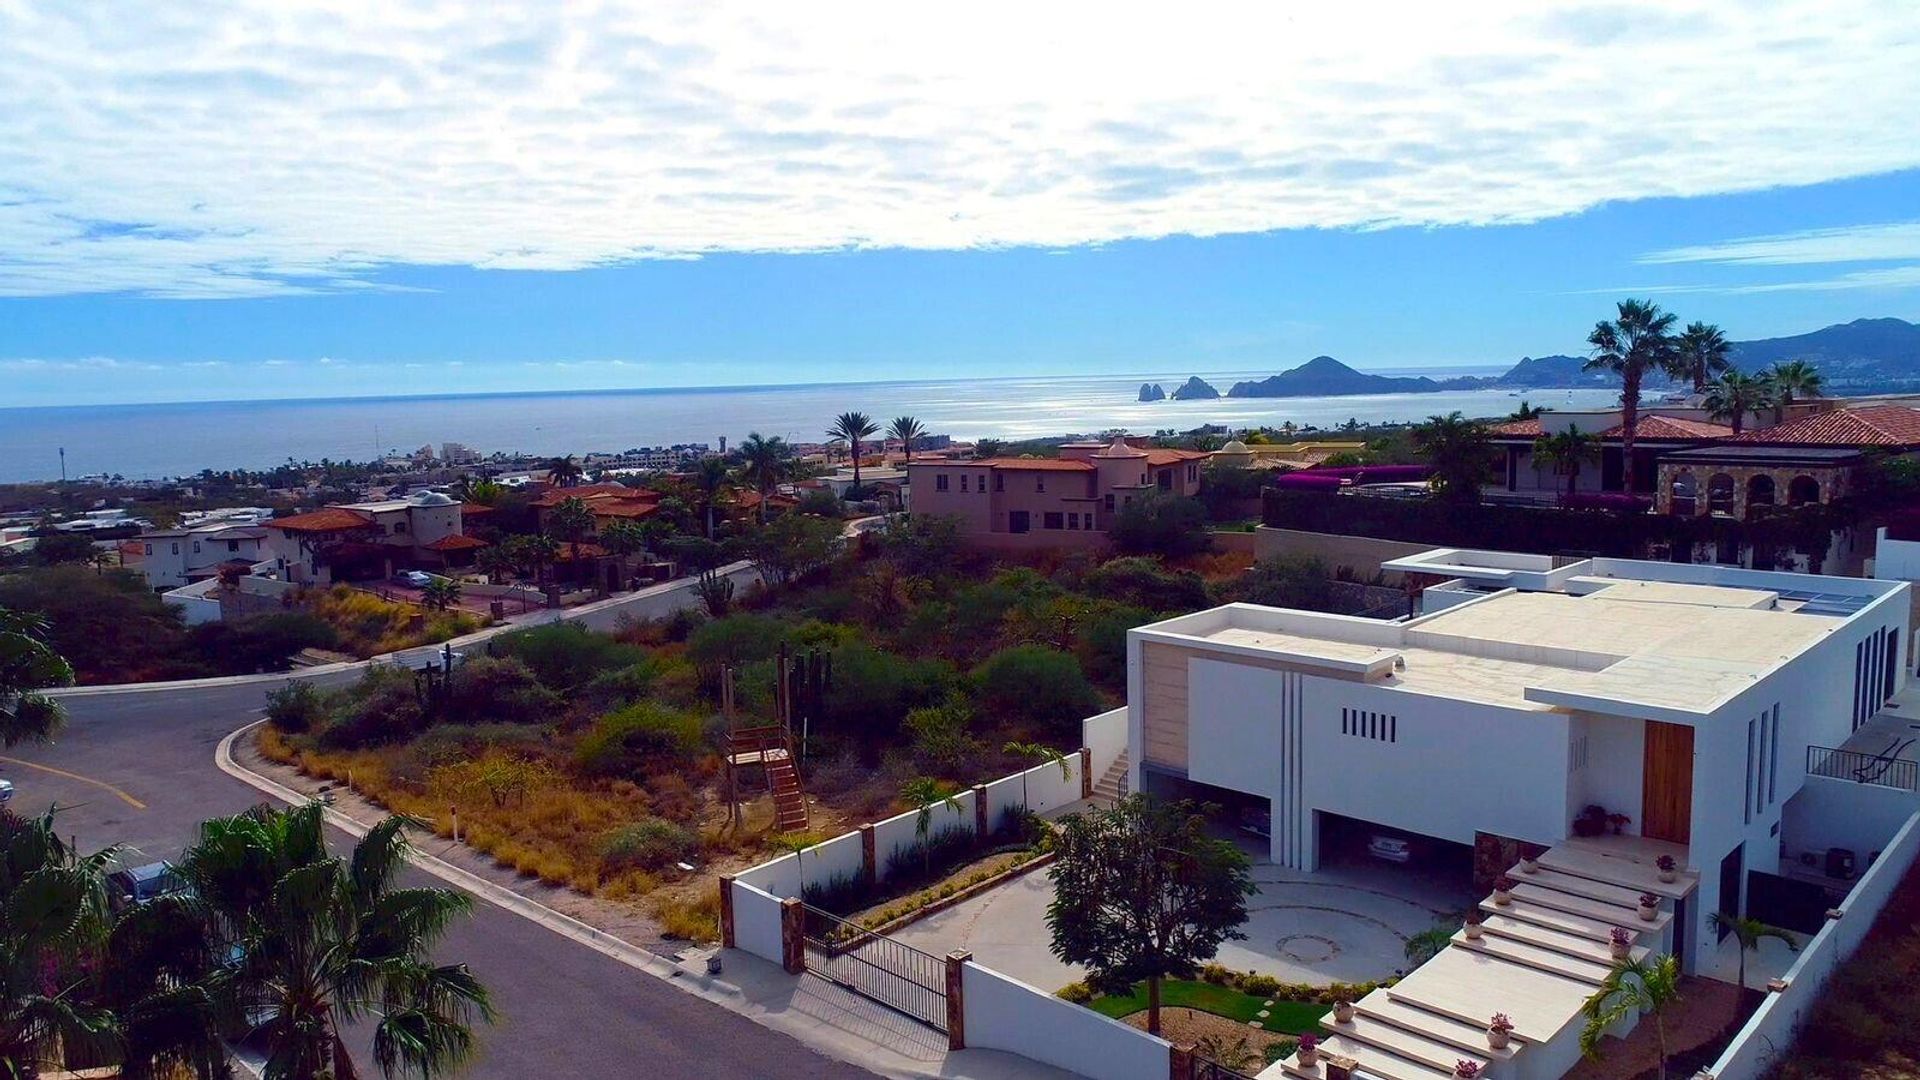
[1127,548,1916,1080]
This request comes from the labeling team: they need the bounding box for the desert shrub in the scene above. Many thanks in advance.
[265,680,327,734]
[970,644,1101,735]
[315,666,426,749]
[1083,557,1210,613]
[599,818,699,872]
[574,701,703,777]
[1108,492,1212,558]
[1057,981,1094,1004]
[1233,555,1337,611]
[428,751,555,809]
[873,513,963,578]
[903,697,980,771]
[823,641,956,743]
[0,565,198,682]
[801,870,873,915]
[190,612,339,674]
[652,890,721,942]
[685,613,790,671]
[401,723,550,775]
[491,622,645,690]
[1073,603,1152,689]
[580,654,676,708]
[305,586,480,657]
[883,825,976,887]
[447,655,562,724]
[642,772,701,823]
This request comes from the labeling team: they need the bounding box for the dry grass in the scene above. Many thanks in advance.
[304,585,484,657]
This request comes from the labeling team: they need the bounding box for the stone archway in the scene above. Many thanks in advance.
[1708,473,1736,516]
[1789,475,1821,506]
[1671,470,1699,516]
[1747,474,1776,511]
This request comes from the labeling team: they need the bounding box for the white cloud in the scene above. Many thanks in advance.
[1640,223,1920,266]
[2,1,1919,298]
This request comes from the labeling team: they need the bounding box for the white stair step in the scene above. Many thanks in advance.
[1320,1015,1489,1073]
[1479,913,1643,964]
[1505,883,1664,932]
[1452,932,1614,985]
[1512,866,1649,908]
[1535,846,1697,900]
[1315,1035,1456,1080]
[1353,992,1523,1059]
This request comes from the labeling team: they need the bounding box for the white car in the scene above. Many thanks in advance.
[394,570,434,588]
[0,779,12,804]
[1367,834,1413,863]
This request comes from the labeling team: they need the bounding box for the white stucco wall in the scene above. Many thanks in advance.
[1782,776,1920,864]
[962,963,1170,1080]
[731,881,785,965]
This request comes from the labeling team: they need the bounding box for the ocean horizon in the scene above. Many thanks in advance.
[0,368,1619,483]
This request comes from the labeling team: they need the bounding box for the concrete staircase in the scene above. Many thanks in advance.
[1091,750,1130,805]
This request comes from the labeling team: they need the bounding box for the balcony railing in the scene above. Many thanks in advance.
[1807,745,1920,792]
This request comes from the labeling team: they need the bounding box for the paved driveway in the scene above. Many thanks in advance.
[889,856,1474,993]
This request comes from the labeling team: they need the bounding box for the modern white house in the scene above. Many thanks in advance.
[265,491,473,586]
[135,521,277,591]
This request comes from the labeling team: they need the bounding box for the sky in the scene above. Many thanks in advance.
[3,1,1920,407]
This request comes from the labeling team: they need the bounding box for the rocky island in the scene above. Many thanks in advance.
[1168,376,1220,400]
[1138,382,1166,401]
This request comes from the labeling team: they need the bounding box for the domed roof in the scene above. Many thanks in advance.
[1219,439,1250,454]
[409,491,456,506]
[1094,436,1147,458]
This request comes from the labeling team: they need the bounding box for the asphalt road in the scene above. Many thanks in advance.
[19,672,878,1078]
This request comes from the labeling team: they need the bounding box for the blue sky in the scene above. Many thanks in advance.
[4,3,1919,406]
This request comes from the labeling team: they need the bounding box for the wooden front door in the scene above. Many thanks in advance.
[1643,721,1695,844]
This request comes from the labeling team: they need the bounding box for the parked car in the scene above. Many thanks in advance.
[107,861,184,912]
[1367,833,1414,864]
[393,570,434,588]
[0,779,13,804]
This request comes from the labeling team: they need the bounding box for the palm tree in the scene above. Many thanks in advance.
[1768,359,1824,417]
[98,892,228,1080]
[460,478,504,507]
[0,809,121,1076]
[0,607,71,747]
[179,804,493,1080]
[736,434,793,524]
[973,438,1006,460]
[828,412,879,492]
[506,533,559,588]
[1508,401,1545,422]
[690,457,731,539]
[1701,371,1774,435]
[1709,913,1797,990]
[474,544,515,585]
[546,496,596,566]
[597,519,650,585]
[888,417,925,464]
[1532,426,1600,498]
[1004,741,1070,816]
[544,455,584,488]
[899,777,960,877]
[1581,954,1681,1080]
[1675,322,1732,393]
[1411,412,1494,503]
[1585,299,1681,495]
[420,577,462,612]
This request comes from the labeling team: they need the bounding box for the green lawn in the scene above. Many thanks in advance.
[1089,979,1329,1034]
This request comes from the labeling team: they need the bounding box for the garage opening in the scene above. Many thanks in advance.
[1317,811,1474,892]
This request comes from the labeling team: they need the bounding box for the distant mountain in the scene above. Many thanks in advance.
[1138,382,1166,402]
[1227,356,1450,398]
[1727,318,1920,384]
[1496,354,1616,388]
[1169,376,1220,400]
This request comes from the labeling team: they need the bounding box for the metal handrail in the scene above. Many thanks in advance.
[1807,744,1920,792]
[802,904,948,1030]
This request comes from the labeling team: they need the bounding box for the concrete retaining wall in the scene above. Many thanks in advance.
[731,881,785,965]
[1253,526,1430,582]
[962,962,1170,1080]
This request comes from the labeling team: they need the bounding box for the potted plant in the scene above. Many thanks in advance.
[1606,812,1632,836]
[1333,997,1355,1024]
[1493,875,1516,906]
[1519,845,1540,875]
[1455,1060,1482,1079]
[1637,892,1659,922]
[1297,1034,1320,1067]
[1464,910,1485,941]
[1572,804,1608,838]
[1609,926,1632,960]
[1656,854,1678,883]
[1487,1014,1514,1051]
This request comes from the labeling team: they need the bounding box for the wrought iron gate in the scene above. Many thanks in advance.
[1195,1055,1262,1080]
[802,905,948,1031]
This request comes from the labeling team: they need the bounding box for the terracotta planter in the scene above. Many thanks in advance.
[1334,1001,1355,1024]
[1488,1029,1511,1051]
[1298,1047,1320,1068]
[1638,902,1657,922]
[1610,940,1631,960]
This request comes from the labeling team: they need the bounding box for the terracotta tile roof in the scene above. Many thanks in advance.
[531,483,638,507]
[972,457,1096,471]
[589,499,659,519]
[735,491,799,509]
[267,507,375,533]
[1598,416,1734,440]
[1732,405,1920,448]
[1489,419,1545,437]
[553,541,610,561]
[459,502,497,516]
[423,534,488,551]
[1144,449,1211,466]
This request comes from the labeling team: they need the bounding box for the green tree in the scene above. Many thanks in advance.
[973,438,1006,460]
[736,433,793,524]
[1675,321,1731,392]
[690,457,731,539]
[741,514,842,587]
[545,455,584,487]
[546,496,596,566]
[0,567,192,684]
[888,416,925,463]
[457,477,505,506]
[97,889,228,1080]
[1701,371,1774,435]
[420,577,462,612]
[828,412,879,491]
[0,808,122,1075]
[873,514,961,578]
[1083,557,1210,612]
[505,533,559,588]
[1003,740,1069,815]
[0,608,71,746]
[1768,358,1824,413]
[32,533,98,567]
[1508,401,1545,421]
[178,803,493,1080]
[475,544,516,585]
[598,519,650,584]
[972,645,1101,737]
[1108,493,1211,558]
[1046,795,1255,1036]
[1531,425,1601,497]
[1235,555,1336,611]
[1585,299,1681,495]
[1412,412,1495,503]
[1709,913,1797,990]
[899,777,960,877]
[1580,954,1682,1080]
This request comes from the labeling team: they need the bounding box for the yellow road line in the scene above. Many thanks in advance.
[0,756,146,810]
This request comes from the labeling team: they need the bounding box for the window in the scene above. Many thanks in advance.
[1187,464,1198,482]
[1103,494,1115,512]
[1035,476,1045,493]
[1707,473,1735,515]
[1067,512,1079,530]
[935,474,950,492]
[1043,512,1063,530]
[392,521,408,534]
[1340,708,1397,743]
[227,540,239,552]
[959,474,968,493]
[170,542,179,555]
[994,473,1004,492]
[192,541,201,554]
[143,543,152,556]
[1157,470,1173,491]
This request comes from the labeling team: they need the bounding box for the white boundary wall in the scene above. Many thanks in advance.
[873,791,978,878]
[1704,809,1920,1080]
[732,881,785,965]
[1084,707,1126,782]
[962,962,1170,1080]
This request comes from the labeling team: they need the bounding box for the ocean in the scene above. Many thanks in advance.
[0,370,1622,483]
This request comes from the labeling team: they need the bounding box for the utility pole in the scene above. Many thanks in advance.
[58,447,66,483]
